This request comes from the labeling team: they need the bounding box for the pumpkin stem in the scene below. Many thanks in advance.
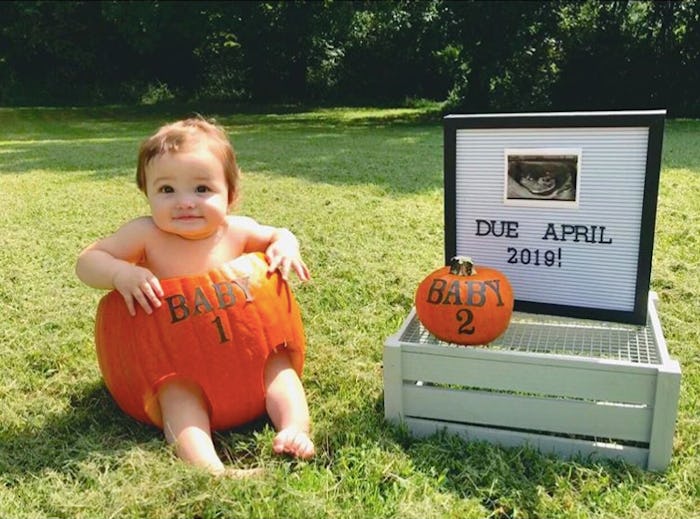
[449,256,476,276]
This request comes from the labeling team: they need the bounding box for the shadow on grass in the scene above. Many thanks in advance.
[0,105,445,194]
[4,107,696,196]
[0,381,272,480]
[662,120,700,172]
[0,382,156,479]
[388,415,664,518]
[315,391,660,518]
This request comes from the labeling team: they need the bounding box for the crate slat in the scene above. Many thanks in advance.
[403,384,652,443]
[401,350,657,405]
[405,417,651,468]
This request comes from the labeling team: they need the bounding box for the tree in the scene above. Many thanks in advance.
[0,0,697,114]
[441,0,562,112]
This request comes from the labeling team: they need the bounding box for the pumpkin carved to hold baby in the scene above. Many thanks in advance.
[414,256,514,345]
[94,252,305,431]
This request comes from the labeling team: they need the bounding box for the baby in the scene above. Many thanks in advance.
[76,117,314,475]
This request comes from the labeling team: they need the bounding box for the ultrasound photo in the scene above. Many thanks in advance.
[506,153,578,204]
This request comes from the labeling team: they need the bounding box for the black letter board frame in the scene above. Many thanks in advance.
[444,110,665,325]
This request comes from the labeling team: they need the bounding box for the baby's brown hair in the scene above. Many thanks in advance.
[136,117,240,206]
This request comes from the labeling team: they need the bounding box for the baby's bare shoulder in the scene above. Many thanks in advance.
[226,214,258,226]
[115,216,160,239]
[225,215,262,232]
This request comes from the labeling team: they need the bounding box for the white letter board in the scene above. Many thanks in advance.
[443,110,665,325]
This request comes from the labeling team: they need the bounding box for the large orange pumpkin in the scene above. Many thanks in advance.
[414,256,514,345]
[95,252,305,431]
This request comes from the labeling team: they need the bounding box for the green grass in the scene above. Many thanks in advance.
[0,105,698,518]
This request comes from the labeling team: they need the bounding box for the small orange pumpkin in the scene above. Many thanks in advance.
[94,252,305,431]
[414,256,514,345]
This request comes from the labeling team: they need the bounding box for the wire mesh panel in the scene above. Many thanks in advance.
[399,311,661,364]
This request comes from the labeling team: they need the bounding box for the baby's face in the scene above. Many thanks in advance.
[145,144,229,239]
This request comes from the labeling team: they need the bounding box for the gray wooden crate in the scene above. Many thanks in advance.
[383,292,680,471]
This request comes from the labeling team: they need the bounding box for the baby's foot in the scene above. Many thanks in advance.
[272,427,315,459]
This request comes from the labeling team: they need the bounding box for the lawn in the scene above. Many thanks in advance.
[0,105,697,518]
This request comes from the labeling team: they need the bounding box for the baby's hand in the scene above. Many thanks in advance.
[112,264,164,316]
[266,234,310,282]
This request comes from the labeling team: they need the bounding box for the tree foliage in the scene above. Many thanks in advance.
[0,0,698,115]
